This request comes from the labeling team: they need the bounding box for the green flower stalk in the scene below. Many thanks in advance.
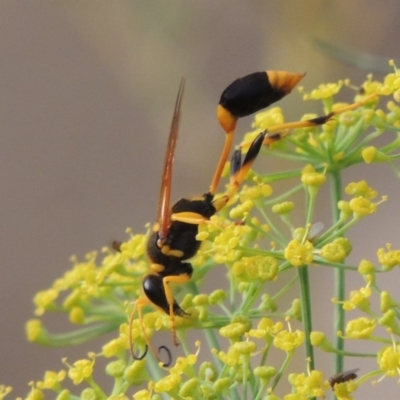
[4,61,400,399]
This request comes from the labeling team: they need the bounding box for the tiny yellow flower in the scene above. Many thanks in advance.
[26,319,44,342]
[102,336,128,358]
[209,289,226,305]
[229,199,254,219]
[219,322,248,340]
[254,366,277,381]
[198,361,218,382]
[341,286,371,311]
[284,239,314,267]
[123,359,148,386]
[320,238,352,263]
[345,180,377,199]
[310,331,334,352]
[132,389,152,400]
[232,255,278,282]
[301,164,326,187]
[358,259,374,275]
[69,307,84,324]
[303,81,343,100]
[272,201,295,215]
[213,377,231,393]
[121,233,147,259]
[105,360,126,378]
[361,146,389,164]
[33,289,59,316]
[239,182,273,201]
[380,291,397,313]
[333,380,357,400]
[252,107,285,130]
[377,243,400,270]
[273,329,305,352]
[378,309,399,332]
[288,369,328,398]
[36,370,66,390]
[153,373,181,394]
[179,378,199,398]
[349,197,377,217]
[247,317,283,339]
[377,345,400,377]
[24,388,44,400]
[345,317,376,339]
[0,386,12,399]
[215,346,241,366]
[232,340,257,354]
[170,354,198,376]
[66,354,95,385]
[337,200,352,220]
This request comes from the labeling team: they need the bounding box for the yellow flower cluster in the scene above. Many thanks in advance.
[284,239,314,267]
[288,370,329,398]
[232,255,278,282]
[345,317,376,339]
[339,285,372,312]
[320,237,352,263]
[14,63,400,399]
[377,243,400,271]
[377,344,400,377]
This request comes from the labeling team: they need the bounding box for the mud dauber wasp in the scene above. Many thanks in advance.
[128,71,377,366]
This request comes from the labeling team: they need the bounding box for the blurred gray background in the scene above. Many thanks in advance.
[1,1,400,398]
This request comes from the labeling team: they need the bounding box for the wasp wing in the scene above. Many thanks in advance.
[156,78,185,242]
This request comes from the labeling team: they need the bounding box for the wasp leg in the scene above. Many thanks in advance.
[209,71,304,196]
[129,296,172,367]
[162,273,191,346]
[243,93,379,149]
[212,130,267,212]
[129,297,148,360]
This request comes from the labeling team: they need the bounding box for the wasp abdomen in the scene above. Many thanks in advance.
[143,274,190,317]
[219,71,304,119]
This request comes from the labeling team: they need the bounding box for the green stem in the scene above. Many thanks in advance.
[36,321,122,347]
[270,351,294,390]
[330,170,345,374]
[264,183,303,206]
[86,376,107,400]
[297,266,314,369]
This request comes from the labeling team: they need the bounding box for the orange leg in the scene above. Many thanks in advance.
[129,296,172,367]
[242,93,380,149]
[162,274,191,346]
[210,71,304,195]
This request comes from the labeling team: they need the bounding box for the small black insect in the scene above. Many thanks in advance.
[329,368,359,389]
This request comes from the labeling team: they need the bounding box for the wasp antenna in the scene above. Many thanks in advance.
[157,78,186,243]
[158,345,172,367]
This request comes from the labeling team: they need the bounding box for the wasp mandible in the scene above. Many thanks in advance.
[129,70,376,365]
